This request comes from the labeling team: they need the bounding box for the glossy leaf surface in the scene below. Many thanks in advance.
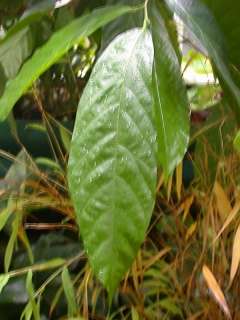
[0,5,133,121]
[68,29,157,296]
[150,1,189,176]
[165,0,240,117]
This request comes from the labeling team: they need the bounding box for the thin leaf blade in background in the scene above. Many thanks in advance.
[4,212,21,273]
[230,224,240,286]
[61,266,78,317]
[202,265,231,319]
[0,206,12,232]
[0,274,10,294]
[68,28,157,296]
[214,181,232,222]
[25,270,40,320]
[150,0,189,177]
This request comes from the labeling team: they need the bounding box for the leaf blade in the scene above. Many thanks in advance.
[68,28,157,296]
[230,224,240,285]
[61,266,78,317]
[202,265,231,319]
[150,1,189,176]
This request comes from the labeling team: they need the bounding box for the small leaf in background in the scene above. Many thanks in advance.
[185,222,197,241]
[131,307,140,320]
[0,274,10,294]
[4,212,21,272]
[215,201,240,242]
[150,0,189,177]
[20,301,33,320]
[59,126,72,153]
[0,27,34,79]
[214,181,232,222]
[61,266,78,317]
[0,206,12,232]
[233,130,240,153]
[202,265,231,319]
[26,270,40,320]
[0,5,134,121]
[68,28,157,296]
[159,298,183,316]
[35,157,62,172]
[176,162,183,200]
[230,224,240,286]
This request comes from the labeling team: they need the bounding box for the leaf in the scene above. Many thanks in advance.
[61,267,78,317]
[158,298,183,316]
[214,181,232,222]
[234,130,240,153]
[0,274,10,294]
[4,212,21,273]
[59,126,72,153]
[215,200,240,242]
[20,302,33,320]
[0,5,134,121]
[0,27,34,79]
[202,265,231,319]
[202,0,240,72]
[35,157,62,172]
[230,224,240,286]
[131,307,140,320]
[25,270,40,320]
[165,0,240,118]
[0,206,12,232]
[150,0,189,177]
[68,28,157,296]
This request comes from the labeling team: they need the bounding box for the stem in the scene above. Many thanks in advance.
[143,0,150,30]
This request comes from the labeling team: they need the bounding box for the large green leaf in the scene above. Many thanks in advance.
[165,0,240,117]
[150,1,189,177]
[68,28,157,296]
[0,5,134,121]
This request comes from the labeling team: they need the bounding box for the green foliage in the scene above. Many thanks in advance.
[165,0,240,118]
[0,5,134,121]
[150,0,189,177]
[61,267,78,317]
